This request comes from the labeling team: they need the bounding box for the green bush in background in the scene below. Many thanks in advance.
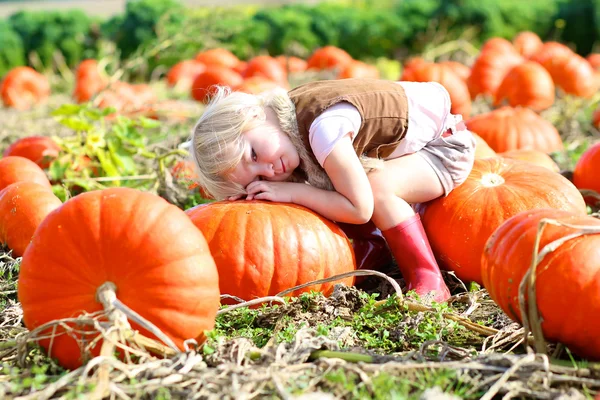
[0,19,24,76]
[8,9,98,69]
[0,0,598,78]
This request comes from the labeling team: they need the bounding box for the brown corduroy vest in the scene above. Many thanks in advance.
[288,79,409,167]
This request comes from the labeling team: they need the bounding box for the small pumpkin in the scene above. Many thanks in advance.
[0,182,62,257]
[420,158,587,284]
[400,61,472,118]
[275,56,308,73]
[541,53,598,98]
[186,200,356,300]
[190,67,244,103]
[494,61,555,111]
[195,48,240,70]
[306,46,353,71]
[18,187,220,370]
[499,149,560,172]
[242,55,288,87]
[438,61,471,81]
[0,156,51,191]
[573,141,600,205]
[481,37,516,54]
[465,106,563,154]
[594,106,600,129]
[3,136,61,169]
[467,49,524,99]
[512,31,543,58]
[1,66,50,110]
[482,208,600,360]
[338,61,380,80]
[72,59,107,103]
[166,60,206,89]
[235,76,281,94]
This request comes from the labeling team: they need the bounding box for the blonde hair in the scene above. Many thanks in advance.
[190,86,265,200]
[191,85,384,200]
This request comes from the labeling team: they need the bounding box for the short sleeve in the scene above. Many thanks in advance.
[308,102,362,167]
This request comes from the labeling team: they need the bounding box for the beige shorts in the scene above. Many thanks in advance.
[416,129,476,196]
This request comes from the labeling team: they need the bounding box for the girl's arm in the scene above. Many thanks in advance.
[246,135,374,224]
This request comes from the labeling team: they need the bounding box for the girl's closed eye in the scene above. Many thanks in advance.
[251,148,258,162]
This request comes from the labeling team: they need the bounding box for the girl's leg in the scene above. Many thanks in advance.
[367,152,450,302]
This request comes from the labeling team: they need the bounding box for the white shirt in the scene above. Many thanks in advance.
[308,81,462,167]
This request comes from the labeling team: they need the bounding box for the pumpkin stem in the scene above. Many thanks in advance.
[480,173,505,187]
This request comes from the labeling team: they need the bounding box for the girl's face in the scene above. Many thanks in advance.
[226,113,300,188]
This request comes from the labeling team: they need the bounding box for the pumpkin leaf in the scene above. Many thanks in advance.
[48,160,69,181]
[51,103,84,116]
[55,116,93,132]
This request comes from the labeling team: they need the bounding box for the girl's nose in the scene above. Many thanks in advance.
[260,163,275,177]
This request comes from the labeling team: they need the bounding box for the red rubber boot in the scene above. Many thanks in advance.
[337,221,394,271]
[381,214,451,303]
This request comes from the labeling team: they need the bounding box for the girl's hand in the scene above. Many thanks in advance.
[245,181,296,202]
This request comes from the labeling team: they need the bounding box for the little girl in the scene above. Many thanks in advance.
[191,78,475,303]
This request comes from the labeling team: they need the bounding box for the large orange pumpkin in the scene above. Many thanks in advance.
[494,61,555,111]
[3,136,61,169]
[18,187,220,370]
[480,37,516,54]
[1,67,50,110]
[438,61,471,81]
[275,56,308,73]
[400,62,472,118]
[420,158,587,284]
[338,61,380,80]
[573,141,600,205]
[465,106,563,153]
[0,156,51,191]
[186,200,356,300]
[482,208,600,360]
[0,182,62,257]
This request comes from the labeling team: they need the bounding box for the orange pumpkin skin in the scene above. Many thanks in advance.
[186,200,356,300]
[438,61,471,81]
[275,56,307,73]
[482,208,600,360]
[481,37,516,54]
[190,67,244,103]
[18,187,220,370]
[512,31,543,58]
[0,182,61,257]
[573,142,600,203]
[588,53,600,70]
[494,61,555,111]
[420,158,587,284]
[72,59,107,103]
[0,156,51,191]
[235,76,281,95]
[499,149,560,172]
[467,49,524,99]
[338,61,380,80]
[242,55,288,87]
[195,48,240,69]
[465,106,563,153]
[1,67,50,110]
[400,62,471,118]
[3,136,61,169]
[306,46,353,71]
[166,59,206,88]
[541,53,598,98]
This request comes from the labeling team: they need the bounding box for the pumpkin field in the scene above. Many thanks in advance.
[1,0,600,398]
